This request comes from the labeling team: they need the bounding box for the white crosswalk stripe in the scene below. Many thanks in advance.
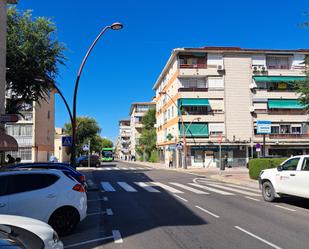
[135,182,161,192]
[169,182,209,194]
[207,183,260,197]
[117,182,137,192]
[113,167,120,170]
[101,182,116,192]
[148,182,184,194]
[189,183,235,195]
[221,183,260,193]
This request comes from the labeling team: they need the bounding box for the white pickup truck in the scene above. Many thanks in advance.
[259,155,309,202]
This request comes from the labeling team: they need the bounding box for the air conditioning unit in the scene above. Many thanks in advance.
[217,65,224,71]
[252,66,258,72]
[249,106,255,112]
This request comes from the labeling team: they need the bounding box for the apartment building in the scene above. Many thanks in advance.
[5,91,56,162]
[115,119,131,159]
[129,102,156,158]
[153,46,309,168]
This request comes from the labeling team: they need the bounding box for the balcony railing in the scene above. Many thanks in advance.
[267,109,307,115]
[179,64,207,69]
[255,134,309,139]
[178,87,208,92]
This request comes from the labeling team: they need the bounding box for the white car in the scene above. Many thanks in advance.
[0,169,87,235]
[259,155,309,202]
[0,215,63,249]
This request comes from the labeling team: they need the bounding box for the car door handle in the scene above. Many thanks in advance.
[290,174,296,176]
[47,194,56,198]
[0,203,6,208]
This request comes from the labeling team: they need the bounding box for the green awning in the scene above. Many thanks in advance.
[253,76,305,83]
[180,98,209,107]
[179,123,209,137]
[268,99,304,109]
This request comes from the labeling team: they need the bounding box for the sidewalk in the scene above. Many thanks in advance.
[120,160,258,189]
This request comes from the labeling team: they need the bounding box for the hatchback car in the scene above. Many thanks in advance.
[0,169,87,236]
[0,215,63,249]
[76,155,101,167]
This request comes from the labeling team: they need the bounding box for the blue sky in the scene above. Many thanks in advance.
[17,0,309,142]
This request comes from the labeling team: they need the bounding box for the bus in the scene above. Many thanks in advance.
[102,148,114,162]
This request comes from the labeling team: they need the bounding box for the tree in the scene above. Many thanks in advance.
[6,7,65,113]
[295,56,309,111]
[64,117,101,156]
[101,138,113,148]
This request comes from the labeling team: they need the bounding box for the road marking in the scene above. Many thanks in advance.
[113,167,120,170]
[137,167,145,170]
[245,196,260,202]
[87,211,106,216]
[129,167,137,170]
[207,183,260,196]
[134,182,160,192]
[120,167,128,170]
[64,235,114,248]
[112,230,123,243]
[106,208,113,215]
[104,167,112,170]
[274,205,296,212]
[174,194,188,202]
[170,182,209,194]
[189,183,235,195]
[117,182,137,192]
[234,226,283,249]
[87,198,108,202]
[149,182,184,193]
[101,182,116,192]
[195,205,220,218]
[222,183,260,193]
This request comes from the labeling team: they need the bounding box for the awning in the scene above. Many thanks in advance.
[268,99,304,109]
[179,123,209,137]
[253,76,305,83]
[0,133,18,151]
[180,98,209,107]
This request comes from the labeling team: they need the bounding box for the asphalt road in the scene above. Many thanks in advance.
[61,161,309,249]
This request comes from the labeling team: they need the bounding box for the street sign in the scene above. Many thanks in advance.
[257,120,271,134]
[0,114,19,123]
[176,142,183,150]
[82,144,89,151]
[62,136,72,147]
[256,143,261,152]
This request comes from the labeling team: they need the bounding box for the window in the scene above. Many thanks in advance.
[179,54,207,68]
[281,158,299,171]
[271,126,279,134]
[280,125,291,134]
[208,77,224,89]
[7,173,59,195]
[266,56,291,69]
[291,126,301,134]
[302,158,309,171]
[6,125,32,137]
[180,78,207,88]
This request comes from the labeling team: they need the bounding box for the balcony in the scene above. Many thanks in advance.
[178,87,208,92]
[269,134,309,139]
[14,136,33,146]
[179,63,207,69]
[267,109,307,115]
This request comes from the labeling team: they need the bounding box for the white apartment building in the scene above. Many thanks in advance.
[115,119,131,159]
[129,102,155,158]
[5,91,56,162]
[153,46,309,168]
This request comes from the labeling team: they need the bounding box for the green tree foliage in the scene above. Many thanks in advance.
[137,108,157,161]
[101,138,113,148]
[295,56,309,110]
[64,117,101,155]
[6,7,65,113]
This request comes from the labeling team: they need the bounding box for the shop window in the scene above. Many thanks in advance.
[193,150,204,163]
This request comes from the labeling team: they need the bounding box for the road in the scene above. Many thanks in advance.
[62,161,309,249]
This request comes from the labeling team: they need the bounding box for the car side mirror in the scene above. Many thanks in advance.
[277,166,283,172]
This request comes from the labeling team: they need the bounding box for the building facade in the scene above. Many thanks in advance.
[153,46,309,168]
[115,119,131,160]
[129,102,156,158]
[5,91,56,162]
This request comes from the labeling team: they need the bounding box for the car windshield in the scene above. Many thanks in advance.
[102,151,112,157]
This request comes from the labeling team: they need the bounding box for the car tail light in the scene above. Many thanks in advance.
[72,184,85,192]
[80,175,86,182]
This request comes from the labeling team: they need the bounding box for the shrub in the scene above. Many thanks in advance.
[249,158,287,180]
[149,151,158,163]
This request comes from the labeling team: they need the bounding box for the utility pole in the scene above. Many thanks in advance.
[88,140,91,167]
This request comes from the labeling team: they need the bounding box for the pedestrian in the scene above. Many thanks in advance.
[168,154,173,168]
[15,157,21,164]
[6,154,15,164]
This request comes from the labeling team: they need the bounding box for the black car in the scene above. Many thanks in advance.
[3,162,87,188]
[76,155,101,167]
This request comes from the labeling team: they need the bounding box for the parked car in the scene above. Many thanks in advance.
[4,162,87,188]
[259,155,309,202]
[76,155,101,167]
[0,214,63,249]
[0,169,87,236]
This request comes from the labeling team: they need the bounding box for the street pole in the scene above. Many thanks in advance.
[219,143,222,172]
[88,140,91,168]
[71,22,123,167]
[262,134,266,157]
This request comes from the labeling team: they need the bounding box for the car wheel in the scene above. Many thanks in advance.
[49,207,80,236]
[262,181,276,202]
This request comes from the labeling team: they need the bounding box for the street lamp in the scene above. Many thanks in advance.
[71,22,124,167]
[159,91,187,169]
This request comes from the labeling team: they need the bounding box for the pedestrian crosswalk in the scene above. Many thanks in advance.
[97,166,152,171]
[99,180,261,198]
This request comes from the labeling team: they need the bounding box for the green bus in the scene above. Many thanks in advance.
[102,148,114,162]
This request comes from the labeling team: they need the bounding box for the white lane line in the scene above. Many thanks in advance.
[87,211,106,216]
[64,235,114,248]
[245,196,260,202]
[112,230,123,243]
[134,182,160,192]
[174,194,188,202]
[106,208,113,215]
[149,182,184,194]
[207,183,260,197]
[234,226,283,249]
[170,182,209,194]
[274,205,296,212]
[195,205,220,218]
[101,182,116,192]
[189,183,235,195]
[120,167,128,170]
[117,182,137,192]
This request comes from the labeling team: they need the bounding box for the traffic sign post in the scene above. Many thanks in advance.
[62,136,72,147]
[256,121,271,158]
[218,134,222,171]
